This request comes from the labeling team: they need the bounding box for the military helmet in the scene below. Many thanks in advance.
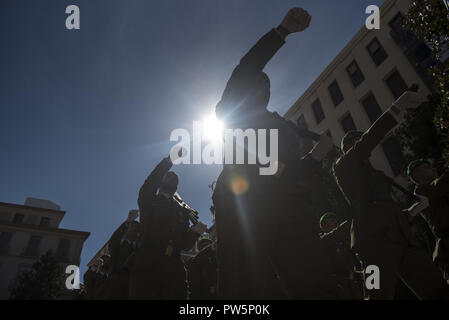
[319,212,338,230]
[197,236,213,244]
[340,131,363,152]
[406,159,430,178]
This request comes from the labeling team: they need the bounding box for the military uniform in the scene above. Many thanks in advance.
[94,256,112,299]
[186,242,218,300]
[105,221,139,300]
[128,159,200,299]
[415,171,449,279]
[333,111,448,299]
[213,29,336,299]
[320,221,364,300]
[83,267,101,300]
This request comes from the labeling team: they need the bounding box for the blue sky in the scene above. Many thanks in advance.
[0,0,384,275]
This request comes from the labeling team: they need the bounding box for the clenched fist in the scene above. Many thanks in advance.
[280,8,312,34]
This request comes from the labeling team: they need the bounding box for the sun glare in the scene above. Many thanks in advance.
[202,114,224,142]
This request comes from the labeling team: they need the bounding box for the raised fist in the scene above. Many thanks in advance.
[280,8,312,34]
[393,91,425,110]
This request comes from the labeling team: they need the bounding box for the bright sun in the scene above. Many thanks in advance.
[202,114,224,142]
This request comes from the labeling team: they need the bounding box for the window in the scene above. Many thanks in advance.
[24,235,42,257]
[414,42,431,62]
[346,60,365,88]
[367,38,388,66]
[296,114,308,130]
[39,217,50,227]
[386,70,408,99]
[340,113,357,133]
[12,213,24,224]
[311,99,325,124]
[361,93,383,124]
[389,13,404,32]
[382,136,406,176]
[0,232,12,255]
[56,239,71,260]
[328,80,344,106]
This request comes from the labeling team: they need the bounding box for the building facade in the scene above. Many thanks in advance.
[284,0,433,184]
[0,199,90,299]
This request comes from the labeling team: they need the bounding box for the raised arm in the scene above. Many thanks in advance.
[347,91,425,160]
[216,8,311,119]
[238,8,311,72]
[138,157,173,222]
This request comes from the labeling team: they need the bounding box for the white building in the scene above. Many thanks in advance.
[285,0,434,184]
[0,199,90,299]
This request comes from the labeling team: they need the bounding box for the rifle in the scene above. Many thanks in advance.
[173,192,200,225]
[173,192,213,233]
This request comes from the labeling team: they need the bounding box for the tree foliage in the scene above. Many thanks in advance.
[405,0,449,164]
[395,98,445,170]
[9,251,65,300]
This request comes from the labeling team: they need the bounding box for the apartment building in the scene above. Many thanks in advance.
[285,0,434,183]
[0,198,90,299]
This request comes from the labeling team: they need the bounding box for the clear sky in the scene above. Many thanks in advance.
[0,0,385,276]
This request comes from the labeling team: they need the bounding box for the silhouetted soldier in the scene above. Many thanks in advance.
[320,214,364,299]
[407,159,449,279]
[106,210,141,299]
[128,156,207,299]
[186,238,218,300]
[213,8,339,299]
[95,254,112,299]
[83,258,102,300]
[333,91,449,299]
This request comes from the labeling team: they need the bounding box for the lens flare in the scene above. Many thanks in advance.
[231,176,249,195]
[202,114,224,142]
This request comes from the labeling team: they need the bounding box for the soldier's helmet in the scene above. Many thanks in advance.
[406,159,430,178]
[197,237,213,252]
[340,131,363,153]
[406,159,436,185]
[320,212,339,233]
